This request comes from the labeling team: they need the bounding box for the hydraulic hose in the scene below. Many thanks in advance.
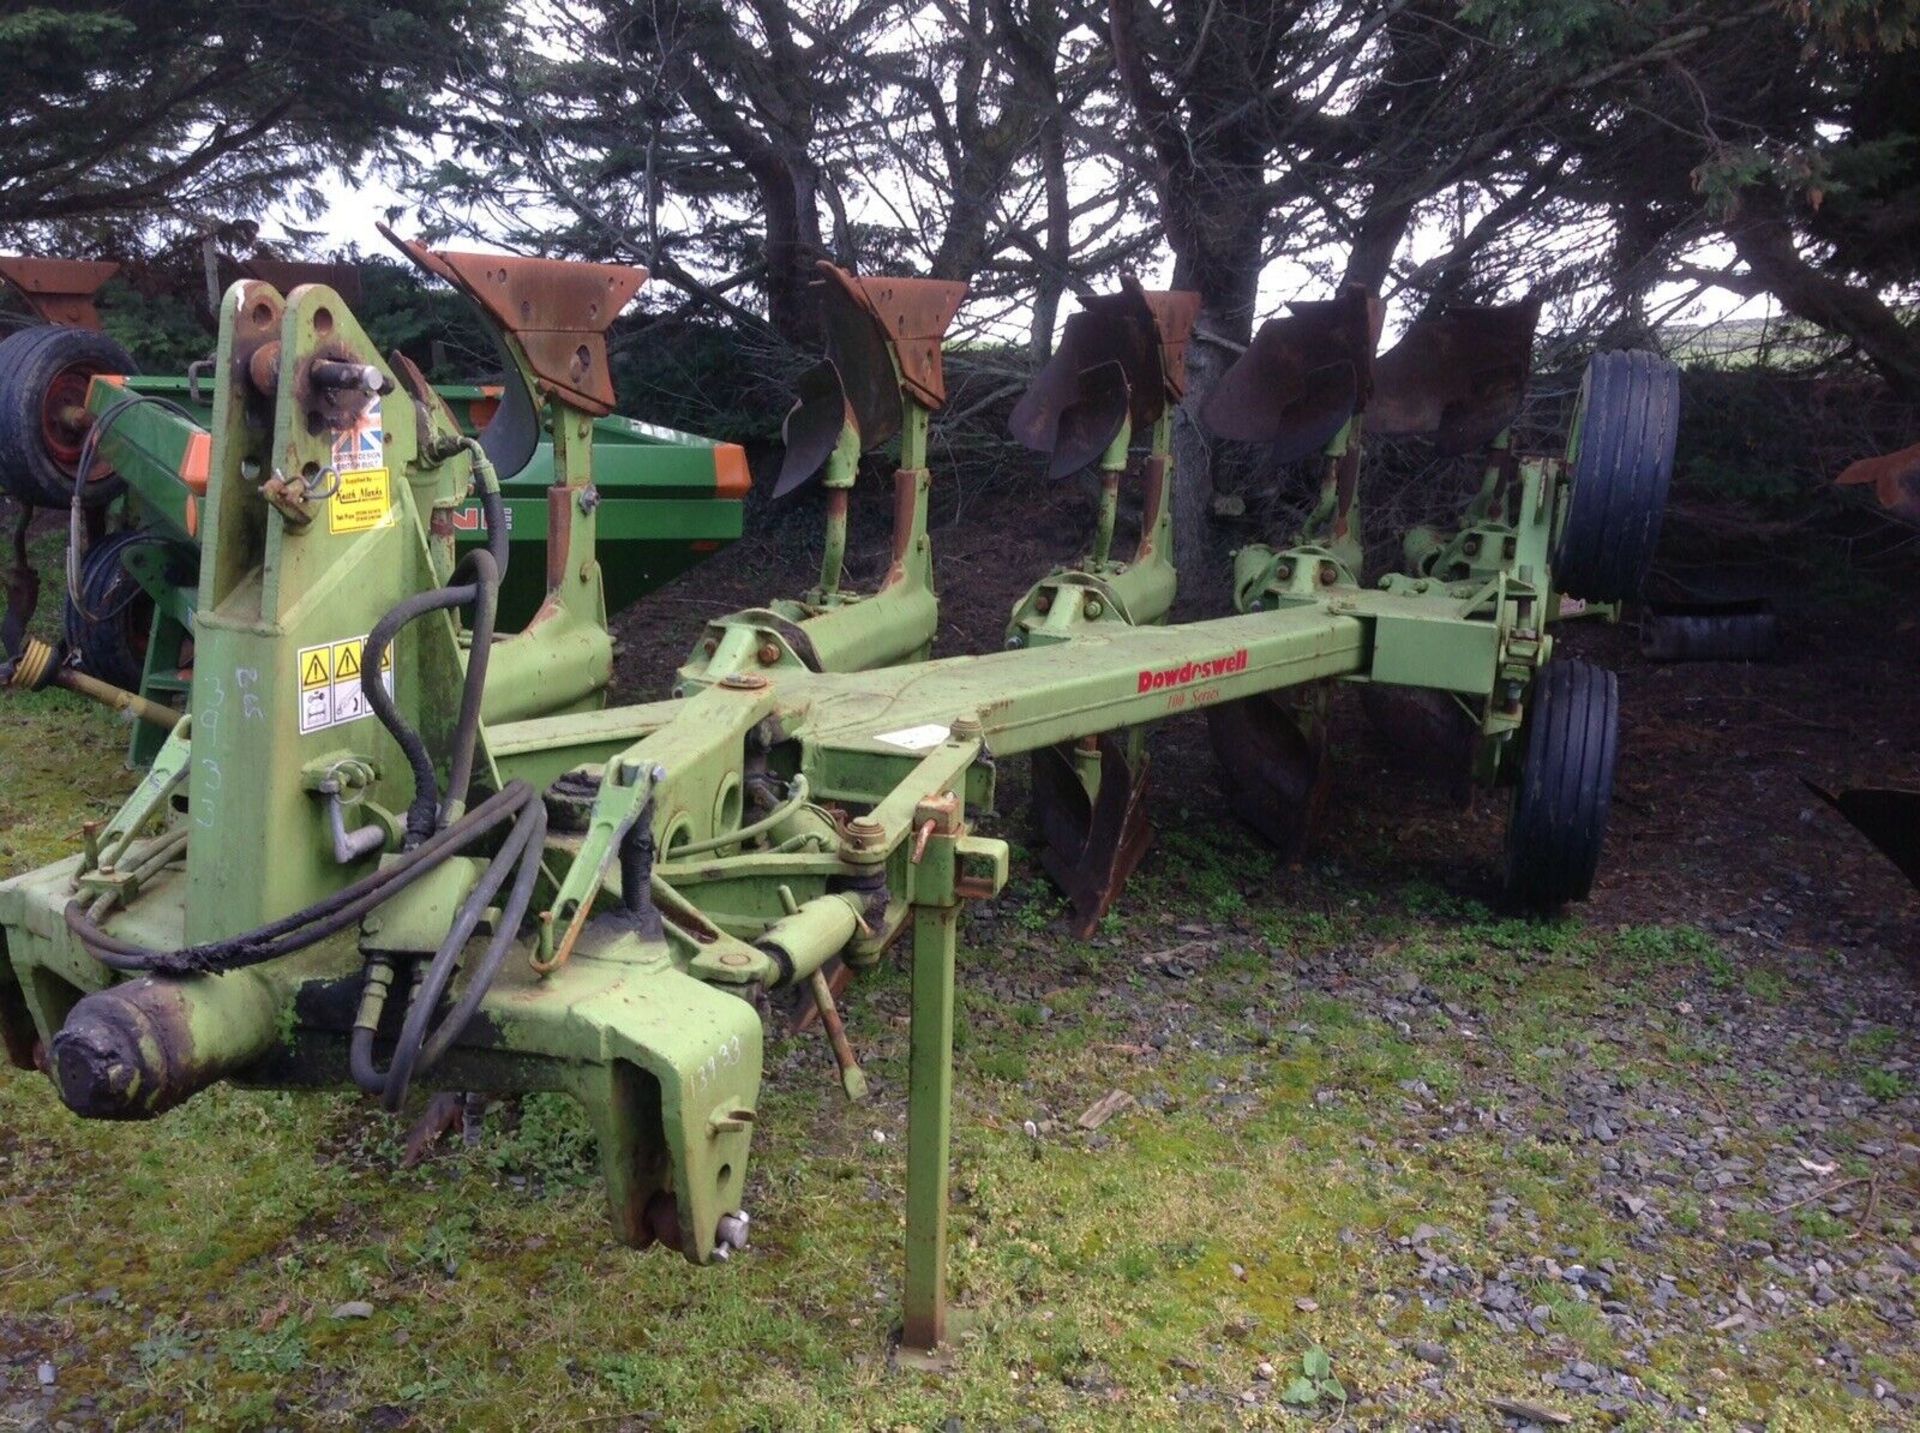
[657,775,812,860]
[441,548,496,824]
[363,799,549,1109]
[363,547,498,842]
[349,438,528,1101]
[362,442,509,845]
[67,781,535,976]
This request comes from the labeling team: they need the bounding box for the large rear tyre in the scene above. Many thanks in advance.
[1503,658,1618,910]
[0,325,137,508]
[1553,350,1679,602]
[64,530,176,691]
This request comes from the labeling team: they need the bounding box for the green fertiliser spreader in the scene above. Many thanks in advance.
[0,243,748,763]
[0,243,1678,1354]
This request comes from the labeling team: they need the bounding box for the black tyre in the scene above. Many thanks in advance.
[1503,658,1618,910]
[0,325,137,508]
[64,530,175,690]
[1553,350,1679,602]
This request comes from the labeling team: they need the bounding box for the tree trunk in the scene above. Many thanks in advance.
[1106,0,1271,604]
[754,145,827,344]
[1028,105,1070,363]
[1170,273,1260,608]
[1728,188,1920,396]
[1342,198,1414,295]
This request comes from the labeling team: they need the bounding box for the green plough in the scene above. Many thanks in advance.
[0,244,1678,1355]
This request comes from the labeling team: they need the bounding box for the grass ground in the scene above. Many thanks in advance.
[2,506,1918,1430]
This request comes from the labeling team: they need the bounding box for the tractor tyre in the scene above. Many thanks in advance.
[65,530,172,691]
[1552,349,1679,602]
[1503,658,1618,910]
[0,325,136,508]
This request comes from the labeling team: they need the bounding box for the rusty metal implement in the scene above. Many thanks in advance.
[1371,300,1541,455]
[0,257,119,330]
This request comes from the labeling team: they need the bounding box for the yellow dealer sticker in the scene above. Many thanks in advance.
[329,466,392,535]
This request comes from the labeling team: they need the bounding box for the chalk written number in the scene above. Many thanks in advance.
[692,1035,745,1094]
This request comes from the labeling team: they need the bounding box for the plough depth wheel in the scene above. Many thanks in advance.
[1553,349,1679,602]
[1503,658,1619,909]
[0,325,135,508]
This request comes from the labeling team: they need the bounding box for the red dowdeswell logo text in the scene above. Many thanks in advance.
[1137,648,1248,693]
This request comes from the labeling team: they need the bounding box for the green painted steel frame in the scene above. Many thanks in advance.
[676,374,942,689]
[2,273,1597,1362]
[65,370,745,767]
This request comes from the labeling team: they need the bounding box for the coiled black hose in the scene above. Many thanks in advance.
[362,548,498,843]
[345,439,537,1100]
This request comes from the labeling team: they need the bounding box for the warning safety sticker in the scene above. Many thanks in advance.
[296,634,394,734]
[328,466,392,535]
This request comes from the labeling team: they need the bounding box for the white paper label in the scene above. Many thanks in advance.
[871,722,951,752]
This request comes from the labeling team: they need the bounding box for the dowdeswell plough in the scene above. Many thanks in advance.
[0,250,1678,1354]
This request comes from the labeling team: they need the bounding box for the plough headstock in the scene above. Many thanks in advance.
[775,263,966,498]
[1204,285,1381,463]
[1372,298,1541,455]
[1009,278,1200,480]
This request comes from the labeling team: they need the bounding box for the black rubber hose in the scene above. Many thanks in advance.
[350,983,392,1095]
[363,546,498,842]
[363,567,475,846]
[441,548,497,823]
[466,440,511,577]
[362,456,508,845]
[382,803,538,1096]
[375,800,548,1109]
[67,781,534,975]
[350,442,520,1092]
[412,803,546,1072]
